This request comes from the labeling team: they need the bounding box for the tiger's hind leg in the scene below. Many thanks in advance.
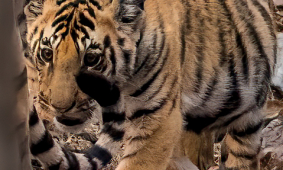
[219,115,263,170]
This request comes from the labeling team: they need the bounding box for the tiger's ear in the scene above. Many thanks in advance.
[116,0,145,40]
[24,0,44,25]
[117,0,145,24]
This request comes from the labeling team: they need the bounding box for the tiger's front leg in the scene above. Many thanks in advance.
[116,102,183,170]
[219,114,263,170]
[77,70,183,170]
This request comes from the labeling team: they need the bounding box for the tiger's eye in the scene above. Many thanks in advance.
[41,48,53,62]
[84,53,101,67]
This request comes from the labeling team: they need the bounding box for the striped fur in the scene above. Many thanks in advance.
[21,0,276,169]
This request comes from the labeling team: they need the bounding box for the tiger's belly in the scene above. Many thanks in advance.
[180,74,266,133]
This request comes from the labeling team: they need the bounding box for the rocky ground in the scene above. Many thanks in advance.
[32,89,283,170]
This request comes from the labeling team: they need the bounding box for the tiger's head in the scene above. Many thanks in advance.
[24,0,145,129]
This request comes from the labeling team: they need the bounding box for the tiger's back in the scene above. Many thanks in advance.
[181,0,275,131]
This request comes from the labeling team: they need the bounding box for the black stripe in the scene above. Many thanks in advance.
[104,35,111,48]
[184,115,216,133]
[136,17,165,76]
[30,131,54,156]
[218,55,241,117]
[79,12,95,30]
[61,10,75,39]
[39,29,44,40]
[62,148,80,170]
[193,15,205,92]
[70,27,79,42]
[29,106,39,126]
[145,28,166,75]
[122,49,131,64]
[200,69,218,104]
[57,0,66,5]
[28,3,42,17]
[74,18,90,39]
[130,98,167,120]
[145,45,167,75]
[85,157,98,170]
[232,121,263,137]
[236,33,249,81]
[54,23,65,34]
[219,1,249,82]
[223,104,256,127]
[102,112,125,123]
[76,0,87,5]
[85,145,112,166]
[136,46,170,98]
[56,116,85,126]
[130,68,162,97]
[169,96,177,114]
[117,38,125,46]
[218,2,233,65]
[219,31,227,66]
[70,29,80,54]
[180,2,191,64]
[235,0,271,107]
[89,0,102,10]
[29,26,39,42]
[230,134,245,146]
[101,124,124,141]
[56,2,74,17]
[74,18,80,30]
[136,29,143,48]
[134,32,157,74]
[52,14,68,27]
[87,8,96,19]
[110,46,116,75]
[251,0,277,64]
[184,59,240,132]
[80,26,90,39]
[251,0,275,39]
[230,150,258,160]
[49,163,61,170]
[146,74,169,101]
[134,53,150,74]
[221,146,228,163]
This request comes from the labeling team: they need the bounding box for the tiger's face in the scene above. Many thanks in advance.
[25,0,145,128]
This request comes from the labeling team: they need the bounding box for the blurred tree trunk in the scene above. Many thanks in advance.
[0,0,28,169]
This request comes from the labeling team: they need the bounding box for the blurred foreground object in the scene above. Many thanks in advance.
[0,0,31,169]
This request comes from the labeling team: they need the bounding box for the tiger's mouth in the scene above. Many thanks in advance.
[35,96,98,126]
[55,111,91,126]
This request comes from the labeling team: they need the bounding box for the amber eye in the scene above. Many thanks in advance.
[41,48,53,62]
[84,52,101,67]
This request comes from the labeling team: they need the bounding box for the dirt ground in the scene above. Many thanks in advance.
[31,86,283,170]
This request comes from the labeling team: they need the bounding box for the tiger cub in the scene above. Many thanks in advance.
[20,0,276,169]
